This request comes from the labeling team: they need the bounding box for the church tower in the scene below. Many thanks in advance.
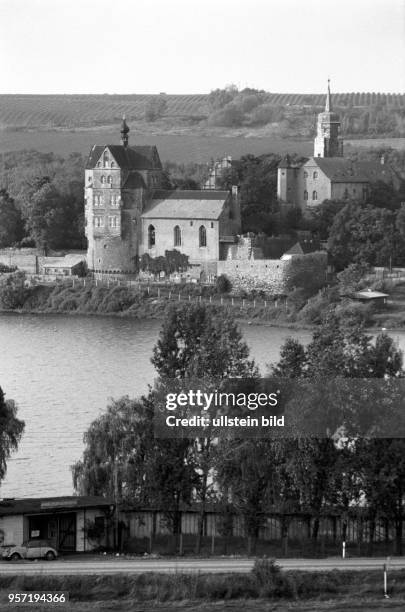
[313,80,343,158]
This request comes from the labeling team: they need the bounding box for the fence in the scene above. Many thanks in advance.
[24,274,289,311]
[121,509,405,557]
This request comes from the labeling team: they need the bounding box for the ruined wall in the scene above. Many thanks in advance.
[0,249,39,273]
[217,259,289,294]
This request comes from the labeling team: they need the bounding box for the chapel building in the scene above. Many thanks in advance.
[84,120,241,275]
[277,81,400,212]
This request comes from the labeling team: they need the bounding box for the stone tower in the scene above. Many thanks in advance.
[313,80,343,158]
[84,120,164,274]
[277,154,299,205]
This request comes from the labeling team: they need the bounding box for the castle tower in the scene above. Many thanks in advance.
[313,80,343,158]
[84,120,164,274]
[277,154,299,205]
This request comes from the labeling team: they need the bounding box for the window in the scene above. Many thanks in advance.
[97,161,101,168]
[148,225,155,248]
[313,171,318,179]
[344,188,349,199]
[199,225,207,247]
[107,175,112,184]
[190,221,193,226]
[174,225,181,247]
[304,190,308,201]
[103,151,109,167]
[94,195,101,207]
[101,175,106,184]
[111,161,115,168]
[88,176,92,183]
[312,191,317,200]
[210,222,214,229]
[303,171,308,178]
[111,194,119,207]
[94,216,104,228]
[109,216,118,228]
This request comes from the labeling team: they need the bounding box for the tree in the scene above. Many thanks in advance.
[0,386,25,483]
[0,190,24,247]
[327,202,402,269]
[151,303,257,379]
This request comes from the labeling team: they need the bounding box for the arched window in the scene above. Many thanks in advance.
[111,161,115,168]
[101,175,106,184]
[303,171,308,178]
[103,151,109,167]
[312,190,317,200]
[148,225,155,249]
[174,225,181,247]
[107,175,112,184]
[304,190,308,201]
[199,225,207,247]
[313,171,318,179]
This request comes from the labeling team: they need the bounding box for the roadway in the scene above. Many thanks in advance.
[0,556,404,575]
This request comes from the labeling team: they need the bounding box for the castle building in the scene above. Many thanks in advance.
[277,82,400,212]
[84,120,241,275]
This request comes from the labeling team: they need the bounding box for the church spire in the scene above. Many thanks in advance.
[120,115,129,147]
[325,78,332,112]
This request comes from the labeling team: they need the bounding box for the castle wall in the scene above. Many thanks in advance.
[217,259,289,294]
[0,249,39,274]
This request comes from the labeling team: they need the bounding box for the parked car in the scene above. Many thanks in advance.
[2,540,58,561]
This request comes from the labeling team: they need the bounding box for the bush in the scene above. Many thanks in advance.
[334,299,375,326]
[0,272,29,309]
[216,274,232,293]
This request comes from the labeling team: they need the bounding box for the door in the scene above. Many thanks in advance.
[58,514,76,551]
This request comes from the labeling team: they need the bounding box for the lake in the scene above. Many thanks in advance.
[0,313,403,499]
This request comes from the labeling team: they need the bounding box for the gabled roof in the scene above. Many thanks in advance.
[305,157,397,184]
[122,172,146,189]
[283,242,304,256]
[86,145,162,170]
[42,254,86,269]
[0,496,114,516]
[142,190,229,220]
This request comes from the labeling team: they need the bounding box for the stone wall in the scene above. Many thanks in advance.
[0,249,39,274]
[217,259,289,294]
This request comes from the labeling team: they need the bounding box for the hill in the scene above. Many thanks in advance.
[0,91,404,130]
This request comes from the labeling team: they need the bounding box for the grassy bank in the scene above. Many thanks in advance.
[1,276,405,330]
[0,562,405,611]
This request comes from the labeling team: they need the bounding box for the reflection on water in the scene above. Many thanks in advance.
[0,313,402,498]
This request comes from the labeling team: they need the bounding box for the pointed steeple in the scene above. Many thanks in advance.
[120,115,130,147]
[325,79,332,112]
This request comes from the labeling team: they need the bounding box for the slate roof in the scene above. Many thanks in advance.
[0,496,114,516]
[307,157,398,184]
[142,190,229,220]
[122,172,146,189]
[42,254,86,269]
[86,145,162,170]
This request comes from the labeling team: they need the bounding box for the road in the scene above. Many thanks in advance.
[0,556,404,575]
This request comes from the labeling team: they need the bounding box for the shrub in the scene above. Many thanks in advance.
[216,274,232,293]
[0,272,29,309]
[334,299,375,326]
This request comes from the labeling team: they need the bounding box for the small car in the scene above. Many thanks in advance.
[2,539,58,561]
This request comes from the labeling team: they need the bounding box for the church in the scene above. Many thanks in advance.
[277,81,400,211]
[84,120,241,275]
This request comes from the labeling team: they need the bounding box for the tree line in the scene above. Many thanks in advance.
[71,304,405,554]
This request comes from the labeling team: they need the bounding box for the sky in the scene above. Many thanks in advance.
[0,0,404,95]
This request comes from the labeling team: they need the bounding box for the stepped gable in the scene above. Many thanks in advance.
[85,144,162,170]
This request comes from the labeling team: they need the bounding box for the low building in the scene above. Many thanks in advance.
[351,290,389,305]
[40,254,86,276]
[0,496,114,553]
